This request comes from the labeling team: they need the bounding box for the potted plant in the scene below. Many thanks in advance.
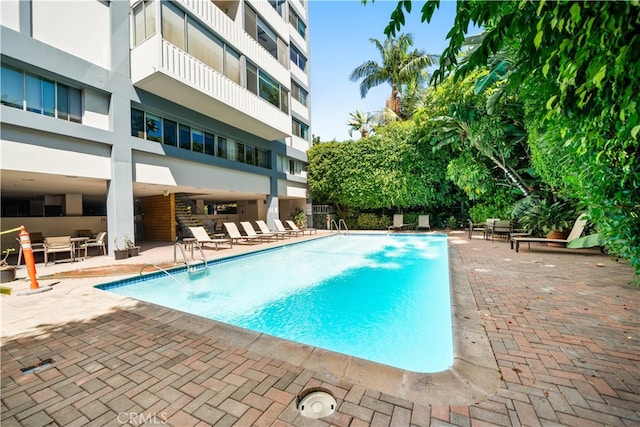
[113,238,129,260]
[1,249,17,283]
[124,235,140,257]
[516,197,577,245]
[291,208,307,228]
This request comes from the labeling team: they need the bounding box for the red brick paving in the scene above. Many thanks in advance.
[2,235,638,426]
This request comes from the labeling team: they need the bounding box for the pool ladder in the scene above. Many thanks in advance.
[330,219,349,235]
[173,241,208,272]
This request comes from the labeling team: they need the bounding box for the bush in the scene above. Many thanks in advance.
[356,213,390,230]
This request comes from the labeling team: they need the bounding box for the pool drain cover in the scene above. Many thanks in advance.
[297,390,336,419]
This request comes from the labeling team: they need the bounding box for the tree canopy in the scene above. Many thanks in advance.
[374,0,640,282]
[308,121,454,210]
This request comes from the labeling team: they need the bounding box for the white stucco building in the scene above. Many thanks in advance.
[0,0,312,254]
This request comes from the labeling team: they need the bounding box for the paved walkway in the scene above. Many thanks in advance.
[1,232,638,426]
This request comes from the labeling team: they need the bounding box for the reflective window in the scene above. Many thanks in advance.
[217,136,227,159]
[1,66,23,109]
[131,108,145,137]
[146,113,162,142]
[204,132,215,156]
[192,129,203,153]
[236,142,245,163]
[258,70,280,108]
[291,80,308,106]
[163,119,177,146]
[292,118,309,140]
[290,45,307,71]
[179,124,191,150]
[225,47,241,84]
[246,62,258,95]
[25,74,43,113]
[188,18,223,72]
[57,85,69,120]
[289,7,306,38]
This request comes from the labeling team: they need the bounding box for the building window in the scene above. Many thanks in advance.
[258,70,281,109]
[291,80,308,107]
[217,136,227,159]
[290,45,307,72]
[179,124,191,150]
[161,3,185,50]
[277,155,303,176]
[133,0,156,46]
[289,7,306,38]
[245,5,285,63]
[204,132,215,156]
[131,108,145,137]
[192,129,204,153]
[163,118,177,146]
[1,65,82,123]
[130,109,269,167]
[292,118,309,140]
[146,113,162,142]
[269,0,285,17]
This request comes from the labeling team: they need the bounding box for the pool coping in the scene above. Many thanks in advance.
[103,236,501,406]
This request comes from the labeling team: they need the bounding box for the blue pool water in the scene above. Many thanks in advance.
[97,234,453,372]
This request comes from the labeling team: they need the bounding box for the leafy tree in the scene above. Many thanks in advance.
[377,0,640,282]
[349,33,437,118]
[307,121,454,211]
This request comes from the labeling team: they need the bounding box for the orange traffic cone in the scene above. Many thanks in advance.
[18,226,39,289]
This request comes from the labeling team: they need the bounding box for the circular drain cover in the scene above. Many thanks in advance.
[297,391,337,419]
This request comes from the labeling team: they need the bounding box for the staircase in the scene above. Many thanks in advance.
[175,195,217,238]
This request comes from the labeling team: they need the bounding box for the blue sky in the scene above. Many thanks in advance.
[308,0,459,142]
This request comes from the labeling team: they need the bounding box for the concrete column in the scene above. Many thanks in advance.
[266,176,279,229]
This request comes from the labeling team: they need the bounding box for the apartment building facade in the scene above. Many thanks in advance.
[0,0,312,254]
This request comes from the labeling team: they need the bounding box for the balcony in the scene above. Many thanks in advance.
[131,37,291,141]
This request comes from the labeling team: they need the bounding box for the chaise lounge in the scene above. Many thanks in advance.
[511,214,588,253]
[188,226,232,250]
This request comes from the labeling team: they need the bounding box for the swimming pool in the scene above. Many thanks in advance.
[97,234,453,373]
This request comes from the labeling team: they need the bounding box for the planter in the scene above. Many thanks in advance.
[547,229,570,247]
[1,267,17,283]
[128,246,141,257]
[114,249,129,260]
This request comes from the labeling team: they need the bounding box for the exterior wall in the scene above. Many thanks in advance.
[140,195,176,242]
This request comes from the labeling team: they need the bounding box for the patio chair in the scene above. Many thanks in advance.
[80,231,107,256]
[223,222,263,245]
[389,214,404,231]
[273,219,303,237]
[285,220,317,235]
[43,236,74,265]
[489,220,512,241]
[240,221,277,242]
[188,226,232,250]
[255,220,287,239]
[512,214,588,252]
[416,215,431,231]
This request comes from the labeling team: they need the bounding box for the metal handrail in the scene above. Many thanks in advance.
[173,241,207,272]
[338,219,349,234]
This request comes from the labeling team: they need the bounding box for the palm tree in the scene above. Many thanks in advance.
[346,110,373,138]
[349,33,437,118]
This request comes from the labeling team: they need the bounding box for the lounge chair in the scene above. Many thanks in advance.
[416,215,431,231]
[512,214,588,253]
[43,236,74,265]
[388,214,410,231]
[240,221,277,242]
[79,231,107,256]
[488,220,512,241]
[188,226,232,250]
[255,220,287,239]
[223,222,263,245]
[273,219,303,237]
[285,220,317,235]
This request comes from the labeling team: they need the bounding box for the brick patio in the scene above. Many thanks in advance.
[1,232,638,426]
